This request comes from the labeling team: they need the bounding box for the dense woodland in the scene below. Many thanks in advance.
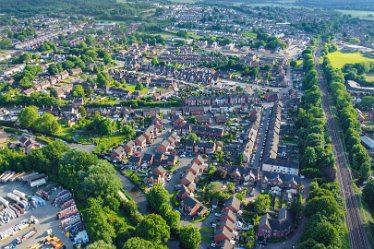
[322,55,372,180]
[297,48,335,179]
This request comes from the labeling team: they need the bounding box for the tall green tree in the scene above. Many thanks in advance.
[146,185,170,213]
[18,106,39,128]
[123,237,155,249]
[136,214,170,244]
[179,225,201,249]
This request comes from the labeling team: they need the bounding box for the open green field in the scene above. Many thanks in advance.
[336,9,374,20]
[124,84,149,94]
[242,32,257,39]
[327,51,374,69]
[366,72,374,82]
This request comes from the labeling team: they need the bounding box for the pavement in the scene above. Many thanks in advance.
[165,156,193,193]
[0,181,74,249]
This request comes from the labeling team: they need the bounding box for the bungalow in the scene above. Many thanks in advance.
[257,208,292,238]
[180,196,208,217]
[223,197,241,213]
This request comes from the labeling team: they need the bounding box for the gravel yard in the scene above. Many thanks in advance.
[0,181,74,249]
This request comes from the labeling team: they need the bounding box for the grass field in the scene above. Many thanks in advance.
[336,9,374,20]
[327,51,374,69]
[366,72,374,82]
[124,84,149,94]
[242,32,257,39]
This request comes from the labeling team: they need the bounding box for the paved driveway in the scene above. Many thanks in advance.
[165,157,193,193]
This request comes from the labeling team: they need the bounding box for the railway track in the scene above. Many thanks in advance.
[315,49,370,249]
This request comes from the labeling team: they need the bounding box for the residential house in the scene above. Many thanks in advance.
[180,196,208,217]
[181,172,196,187]
[142,153,154,166]
[153,153,165,166]
[18,136,40,154]
[257,208,292,238]
[143,131,154,144]
[187,163,204,176]
[214,227,234,245]
[128,156,142,167]
[148,166,167,186]
[193,155,206,166]
[135,135,147,148]
[166,154,178,167]
[124,141,135,155]
[219,240,234,249]
[157,140,170,153]
[177,185,194,200]
[221,210,237,224]
[223,197,241,213]
[219,218,236,233]
[111,146,125,162]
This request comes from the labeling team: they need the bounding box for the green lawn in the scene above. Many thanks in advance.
[336,10,374,20]
[366,72,374,82]
[242,32,257,39]
[327,51,374,69]
[124,84,149,94]
[87,97,120,106]
[296,60,303,67]
[92,134,130,153]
